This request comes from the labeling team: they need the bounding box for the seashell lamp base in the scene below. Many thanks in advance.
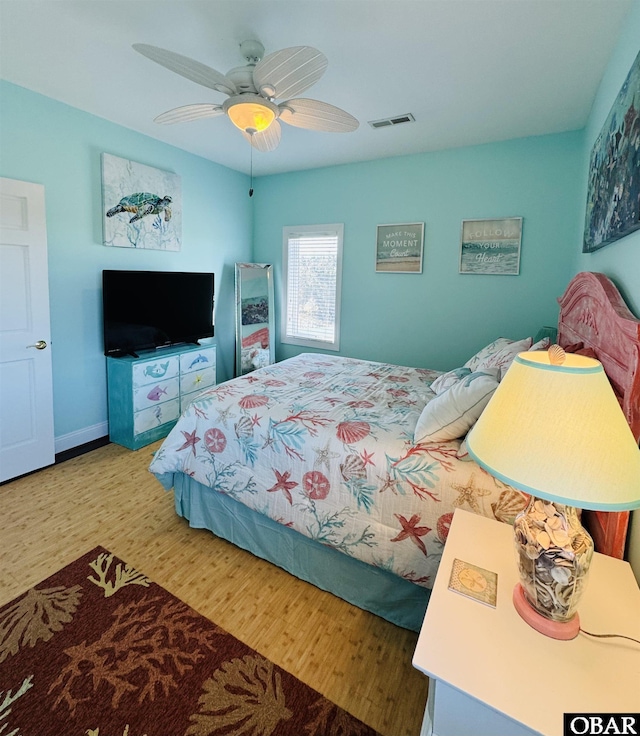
[512,583,580,639]
[513,497,594,626]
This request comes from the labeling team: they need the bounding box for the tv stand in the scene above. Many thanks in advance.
[106,344,216,450]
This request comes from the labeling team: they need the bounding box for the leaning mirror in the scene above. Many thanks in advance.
[235,263,275,375]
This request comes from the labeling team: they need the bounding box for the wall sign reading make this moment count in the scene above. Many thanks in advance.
[375,223,424,273]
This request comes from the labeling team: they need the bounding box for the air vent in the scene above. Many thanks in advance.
[368,113,415,129]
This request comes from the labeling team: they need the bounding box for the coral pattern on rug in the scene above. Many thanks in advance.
[0,547,380,736]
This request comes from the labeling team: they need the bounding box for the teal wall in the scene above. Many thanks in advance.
[0,81,251,449]
[253,132,583,371]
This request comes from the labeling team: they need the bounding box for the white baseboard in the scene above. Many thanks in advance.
[55,421,109,454]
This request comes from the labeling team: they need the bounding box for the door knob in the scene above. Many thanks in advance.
[27,340,47,350]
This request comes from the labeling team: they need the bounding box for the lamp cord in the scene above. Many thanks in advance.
[580,628,640,645]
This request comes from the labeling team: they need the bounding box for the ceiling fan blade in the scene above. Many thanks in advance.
[154,104,224,124]
[253,46,327,100]
[241,121,282,152]
[279,99,359,132]
[133,43,237,95]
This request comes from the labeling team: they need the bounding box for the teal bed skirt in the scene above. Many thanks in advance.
[154,471,430,632]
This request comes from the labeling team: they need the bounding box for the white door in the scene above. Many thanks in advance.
[0,177,54,482]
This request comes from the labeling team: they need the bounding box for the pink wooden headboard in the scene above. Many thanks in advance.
[557,271,640,559]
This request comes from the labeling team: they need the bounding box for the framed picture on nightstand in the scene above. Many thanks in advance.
[448,558,498,607]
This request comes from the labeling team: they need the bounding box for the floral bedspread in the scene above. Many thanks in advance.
[149,353,527,589]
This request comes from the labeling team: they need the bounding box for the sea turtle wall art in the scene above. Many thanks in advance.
[102,153,182,250]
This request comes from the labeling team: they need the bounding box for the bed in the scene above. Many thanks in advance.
[150,271,640,631]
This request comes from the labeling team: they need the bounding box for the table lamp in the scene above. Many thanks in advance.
[466,345,640,640]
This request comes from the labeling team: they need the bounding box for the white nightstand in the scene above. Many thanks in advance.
[412,509,640,736]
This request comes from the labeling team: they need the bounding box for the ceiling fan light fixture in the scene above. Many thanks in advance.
[224,95,278,133]
[136,42,357,153]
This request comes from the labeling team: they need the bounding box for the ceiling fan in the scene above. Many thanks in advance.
[132,40,359,152]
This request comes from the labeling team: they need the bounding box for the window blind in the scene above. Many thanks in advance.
[283,225,343,349]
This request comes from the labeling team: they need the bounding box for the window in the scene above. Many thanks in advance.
[282,224,343,351]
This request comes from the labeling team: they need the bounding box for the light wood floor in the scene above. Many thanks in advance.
[0,441,429,735]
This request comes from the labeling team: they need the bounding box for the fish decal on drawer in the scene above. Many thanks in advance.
[143,361,170,379]
[147,385,168,401]
[188,353,210,369]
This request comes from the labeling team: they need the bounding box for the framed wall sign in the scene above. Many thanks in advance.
[460,217,522,275]
[583,49,640,252]
[375,223,424,273]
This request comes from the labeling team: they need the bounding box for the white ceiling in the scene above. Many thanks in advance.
[0,0,632,176]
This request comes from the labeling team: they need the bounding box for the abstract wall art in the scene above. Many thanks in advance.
[583,50,640,252]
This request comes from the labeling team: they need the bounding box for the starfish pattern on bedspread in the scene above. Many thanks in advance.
[178,429,200,455]
[390,514,432,556]
[451,474,492,514]
[267,469,298,504]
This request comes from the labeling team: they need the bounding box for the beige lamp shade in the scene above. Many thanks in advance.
[466,350,640,511]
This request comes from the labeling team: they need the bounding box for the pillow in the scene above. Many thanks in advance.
[528,337,551,352]
[464,338,513,372]
[476,337,533,372]
[414,368,500,443]
[430,366,472,395]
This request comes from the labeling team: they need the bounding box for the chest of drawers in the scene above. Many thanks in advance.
[107,344,216,450]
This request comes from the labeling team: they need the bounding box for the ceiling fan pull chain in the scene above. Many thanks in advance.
[249,135,254,197]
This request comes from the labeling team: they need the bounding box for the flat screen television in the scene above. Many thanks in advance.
[102,270,214,357]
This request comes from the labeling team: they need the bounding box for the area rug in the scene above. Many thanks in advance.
[0,547,380,736]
